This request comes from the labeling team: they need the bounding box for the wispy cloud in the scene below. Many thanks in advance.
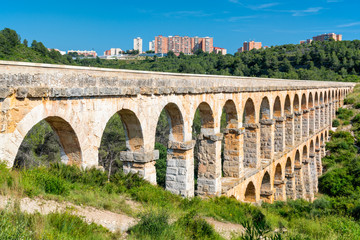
[228,15,258,22]
[337,22,360,28]
[163,11,212,18]
[228,1,279,10]
[289,7,323,16]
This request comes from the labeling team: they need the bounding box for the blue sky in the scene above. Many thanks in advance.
[1,0,359,54]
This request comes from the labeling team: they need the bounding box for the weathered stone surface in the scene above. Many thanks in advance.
[0,60,353,200]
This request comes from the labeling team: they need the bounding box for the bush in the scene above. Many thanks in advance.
[319,168,354,197]
[337,108,354,120]
[128,211,171,238]
[332,119,340,127]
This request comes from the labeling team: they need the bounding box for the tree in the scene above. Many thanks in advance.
[23,39,28,47]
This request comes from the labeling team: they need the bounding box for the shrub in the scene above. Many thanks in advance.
[332,119,340,127]
[128,211,171,238]
[337,108,354,120]
[319,168,354,197]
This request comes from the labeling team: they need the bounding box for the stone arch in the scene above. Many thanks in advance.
[284,95,291,114]
[260,97,273,159]
[319,92,325,127]
[222,99,242,178]
[243,98,259,168]
[320,92,324,104]
[117,109,144,151]
[273,97,282,118]
[197,102,215,131]
[244,181,256,202]
[260,171,272,203]
[274,96,284,153]
[243,98,256,124]
[324,92,329,126]
[315,92,319,106]
[160,103,185,142]
[15,116,82,167]
[301,93,309,138]
[324,91,328,104]
[260,97,271,120]
[274,163,284,201]
[285,157,295,199]
[293,94,300,111]
[294,150,304,199]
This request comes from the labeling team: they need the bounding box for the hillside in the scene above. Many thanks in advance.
[1,28,360,82]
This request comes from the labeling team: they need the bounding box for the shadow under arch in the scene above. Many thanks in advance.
[274,163,284,201]
[14,116,82,168]
[285,157,295,199]
[284,95,294,148]
[273,96,284,153]
[260,171,272,203]
[260,97,272,159]
[244,181,256,202]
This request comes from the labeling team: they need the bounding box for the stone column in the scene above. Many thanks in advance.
[328,103,333,127]
[285,114,294,148]
[302,158,314,201]
[309,108,315,135]
[302,109,309,139]
[196,133,222,196]
[320,104,325,128]
[260,189,274,203]
[274,178,286,201]
[166,141,196,197]
[223,127,245,178]
[315,148,322,177]
[324,103,329,128]
[285,172,296,200]
[243,123,260,169]
[294,163,305,199]
[315,106,320,131]
[121,150,159,185]
[294,111,302,144]
[274,117,285,153]
[332,102,336,120]
[309,153,318,193]
[260,119,275,160]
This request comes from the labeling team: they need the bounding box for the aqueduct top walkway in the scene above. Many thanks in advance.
[0,61,355,203]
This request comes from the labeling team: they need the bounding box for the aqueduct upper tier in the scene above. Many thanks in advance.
[0,61,355,203]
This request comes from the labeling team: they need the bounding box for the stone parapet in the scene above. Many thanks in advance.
[168,140,196,151]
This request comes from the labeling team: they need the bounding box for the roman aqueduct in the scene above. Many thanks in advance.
[0,61,355,203]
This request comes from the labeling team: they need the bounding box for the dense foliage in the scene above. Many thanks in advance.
[1,28,359,82]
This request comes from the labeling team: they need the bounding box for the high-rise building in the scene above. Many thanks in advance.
[133,37,143,53]
[154,35,213,55]
[104,48,123,56]
[237,41,262,53]
[149,40,155,51]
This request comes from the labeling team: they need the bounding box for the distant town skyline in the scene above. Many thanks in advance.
[1,0,359,54]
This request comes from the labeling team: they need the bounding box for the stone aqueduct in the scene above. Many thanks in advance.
[0,61,355,203]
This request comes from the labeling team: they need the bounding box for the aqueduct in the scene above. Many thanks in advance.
[0,61,355,203]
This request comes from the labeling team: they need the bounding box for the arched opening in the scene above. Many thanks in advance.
[294,150,304,199]
[293,94,301,143]
[154,103,184,189]
[244,181,256,202]
[243,98,258,168]
[274,163,284,201]
[14,116,81,169]
[315,92,320,131]
[260,171,272,203]
[315,136,321,177]
[99,109,144,177]
[193,102,221,196]
[273,97,284,153]
[308,93,315,135]
[221,100,241,177]
[284,95,293,148]
[301,93,308,138]
[285,157,294,199]
[260,97,273,159]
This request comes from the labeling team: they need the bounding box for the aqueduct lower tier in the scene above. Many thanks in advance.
[0,61,355,203]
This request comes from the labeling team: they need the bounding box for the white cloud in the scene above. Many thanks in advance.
[290,7,323,16]
[337,22,360,28]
